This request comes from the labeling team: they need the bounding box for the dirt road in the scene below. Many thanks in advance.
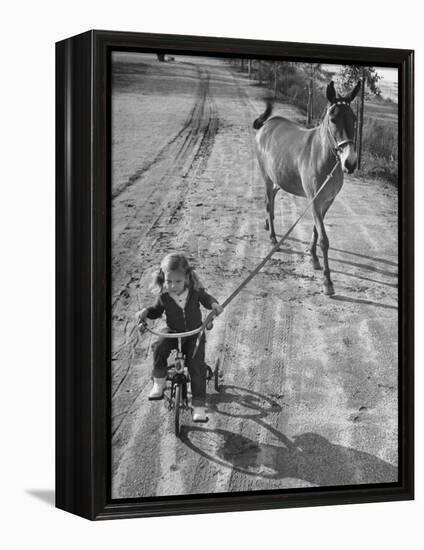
[111,53,398,498]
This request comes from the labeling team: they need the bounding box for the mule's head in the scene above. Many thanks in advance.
[326,81,360,174]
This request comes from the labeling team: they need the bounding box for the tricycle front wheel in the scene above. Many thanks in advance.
[174,384,182,436]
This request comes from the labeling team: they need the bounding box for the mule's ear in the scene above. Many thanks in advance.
[347,81,361,102]
[326,81,337,103]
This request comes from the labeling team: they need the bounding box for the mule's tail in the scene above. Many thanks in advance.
[253,100,273,130]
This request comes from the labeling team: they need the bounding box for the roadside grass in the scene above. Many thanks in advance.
[360,100,398,185]
[365,97,398,122]
[353,154,399,186]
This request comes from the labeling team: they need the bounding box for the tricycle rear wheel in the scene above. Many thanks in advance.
[214,358,222,392]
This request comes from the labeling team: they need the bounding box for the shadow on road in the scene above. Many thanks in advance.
[278,246,397,278]
[330,295,398,311]
[287,236,397,267]
[330,268,398,289]
[207,384,282,420]
[180,385,397,486]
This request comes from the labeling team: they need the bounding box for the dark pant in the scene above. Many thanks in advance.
[152,336,206,407]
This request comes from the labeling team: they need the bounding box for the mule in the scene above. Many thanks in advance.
[253,81,360,295]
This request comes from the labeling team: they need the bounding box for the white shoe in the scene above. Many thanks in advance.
[192,406,208,423]
[148,378,166,400]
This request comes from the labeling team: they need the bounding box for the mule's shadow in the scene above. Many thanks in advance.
[330,268,397,289]
[267,247,397,310]
[329,294,397,311]
[180,385,397,487]
[278,245,397,279]
[287,236,397,268]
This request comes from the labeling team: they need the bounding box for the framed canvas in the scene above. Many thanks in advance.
[56,30,414,520]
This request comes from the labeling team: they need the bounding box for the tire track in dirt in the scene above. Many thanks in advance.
[112,66,211,199]
[112,67,212,281]
[112,71,215,279]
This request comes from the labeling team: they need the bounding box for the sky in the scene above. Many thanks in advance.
[375,67,398,84]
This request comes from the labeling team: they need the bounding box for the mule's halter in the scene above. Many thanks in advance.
[326,101,355,158]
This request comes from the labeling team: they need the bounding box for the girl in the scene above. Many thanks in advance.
[136,253,223,422]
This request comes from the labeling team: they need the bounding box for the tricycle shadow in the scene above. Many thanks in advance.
[207,383,283,419]
[180,384,397,486]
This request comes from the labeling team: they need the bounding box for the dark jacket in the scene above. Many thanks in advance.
[146,287,217,332]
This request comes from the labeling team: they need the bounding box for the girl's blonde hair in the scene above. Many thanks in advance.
[150,253,203,295]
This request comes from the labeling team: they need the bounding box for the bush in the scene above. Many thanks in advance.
[362,118,398,162]
[359,154,398,185]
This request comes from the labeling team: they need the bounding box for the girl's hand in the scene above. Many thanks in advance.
[135,309,148,324]
[211,302,224,316]
[206,303,222,330]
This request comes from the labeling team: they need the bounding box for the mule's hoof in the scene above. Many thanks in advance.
[323,282,335,296]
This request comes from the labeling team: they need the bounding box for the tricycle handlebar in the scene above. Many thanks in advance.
[138,321,205,339]
[138,309,218,358]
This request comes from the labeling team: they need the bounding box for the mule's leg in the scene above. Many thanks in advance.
[312,205,334,295]
[307,226,321,270]
[264,187,279,232]
[265,181,278,244]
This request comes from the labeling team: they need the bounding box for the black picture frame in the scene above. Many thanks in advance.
[56,30,414,520]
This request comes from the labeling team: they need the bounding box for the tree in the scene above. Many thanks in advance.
[273,62,279,98]
[301,63,323,125]
[338,66,381,169]
[258,60,263,85]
